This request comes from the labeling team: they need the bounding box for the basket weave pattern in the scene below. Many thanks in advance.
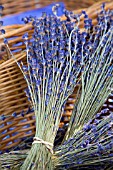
[1,0,104,16]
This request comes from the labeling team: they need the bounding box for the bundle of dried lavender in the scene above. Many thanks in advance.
[0,3,113,170]
[54,111,113,169]
[1,4,84,170]
[53,5,113,169]
[65,7,113,139]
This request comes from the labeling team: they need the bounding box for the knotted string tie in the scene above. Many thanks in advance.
[32,137,53,154]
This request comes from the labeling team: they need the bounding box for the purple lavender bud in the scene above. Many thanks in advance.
[0,29,5,34]
[84,24,91,30]
[97,143,104,152]
[12,112,17,118]
[94,132,99,137]
[0,6,4,11]
[82,32,87,38]
[29,15,35,21]
[6,166,10,169]
[51,30,56,36]
[83,124,91,131]
[84,19,90,25]
[5,149,10,153]
[30,107,34,113]
[0,150,3,154]
[38,29,45,36]
[22,65,28,72]
[39,39,44,45]
[22,17,29,24]
[101,2,105,9]
[93,119,101,125]
[109,153,113,157]
[26,107,31,114]
[81,141,88,148]
[32,58,37,68]
[95,113,101,118]
[82,11,86,15]
[101,108,109,114]
[4,38,8,44]
[36,80,41,86]
[42,59,46,66]
[109,113,113,119]
[91,125,97,133]
[20,110,24,117]
[108,130,113,136]
[24,88,30,97]
[105,143,112,149]
[1,114,5,121]
[81,37,86,44]
[22,33,28,40]
[76,159,83,164]
[87,119,93,124]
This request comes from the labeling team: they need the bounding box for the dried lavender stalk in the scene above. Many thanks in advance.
[53,5,113,169]
[54,110,113,169]
[0,109,113,170]
[4,5,84,170]
[65,5,113,140]
[0,151,28,170]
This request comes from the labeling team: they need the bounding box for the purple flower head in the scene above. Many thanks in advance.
[12,112,17,118]
[0,5,4,11]
[0,29,5,34]
[20,110,24,117]
[3,38,8,44]
[22,17,29,24]
[0,21,3,27]
[0,114,5,121]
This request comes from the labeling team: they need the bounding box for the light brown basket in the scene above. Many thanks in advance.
[1,0,105,17]
[73,0,113,28]
[0,0,113,151]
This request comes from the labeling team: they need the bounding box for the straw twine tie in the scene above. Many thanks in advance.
[32,137,53,154]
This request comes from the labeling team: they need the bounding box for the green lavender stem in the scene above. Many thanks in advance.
[20,144,53,170]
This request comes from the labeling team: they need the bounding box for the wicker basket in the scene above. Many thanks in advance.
[1,0,105,17]
[0,0,113,152]
[73,0,113,28]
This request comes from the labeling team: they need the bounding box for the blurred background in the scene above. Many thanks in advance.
[1,0,99,17]
[1,0,108,26]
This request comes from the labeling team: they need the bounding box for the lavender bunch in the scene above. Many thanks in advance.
[0,5,5,35]
[1,110,113,170]
[65,5,113,140]
[0,151,27,170]
[53,5,113,169]
[54,110,113,169]
[6,5,88,170]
